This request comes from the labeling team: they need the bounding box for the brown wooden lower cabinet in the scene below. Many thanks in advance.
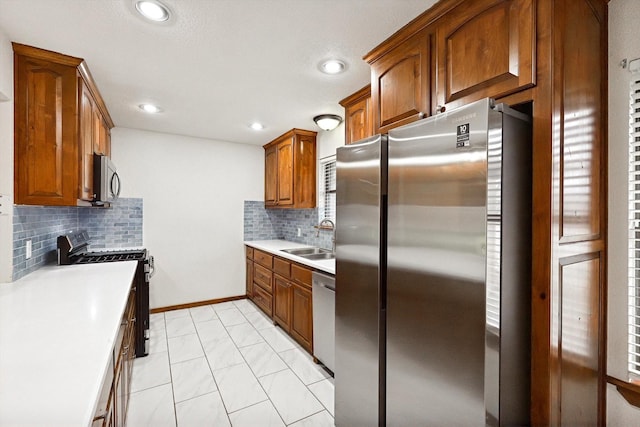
[246,246,317,354]
[273,274,292,331]
[92,285,136,427]
[290,283,313,351]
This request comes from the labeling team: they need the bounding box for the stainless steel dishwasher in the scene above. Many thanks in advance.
[312,271,335,372]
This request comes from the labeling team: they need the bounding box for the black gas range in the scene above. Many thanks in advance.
[57,230,153,357]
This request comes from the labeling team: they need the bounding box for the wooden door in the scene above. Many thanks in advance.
[292,135,316,208]
[13,51,79,205]
[345,97,372,144]
[273,274,292,331]
[340,85,373,145]
[435,0,535,111]
[93,108,109,156]
[79,79,95,201]
[276,138,294,206]
[538,0,606,425]
[291,283,313,352]
[246,258,254,298]
[370,28,430,133]
[103,125,111,158]
[264,145,277,206]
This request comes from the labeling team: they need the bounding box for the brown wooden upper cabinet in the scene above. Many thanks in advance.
[263,129,317,209]
[435,0,535,110]
[339,85,373,145]
[13,43,114,206]
[366,28,431,134]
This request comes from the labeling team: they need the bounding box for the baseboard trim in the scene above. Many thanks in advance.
[150,295,247,314]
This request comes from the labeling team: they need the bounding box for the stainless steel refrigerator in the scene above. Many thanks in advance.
[335,98,532,426]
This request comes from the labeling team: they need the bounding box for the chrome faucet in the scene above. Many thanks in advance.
[317,218,336,253]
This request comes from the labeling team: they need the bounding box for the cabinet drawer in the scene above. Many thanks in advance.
[254,250,273,268]
[273,257,291,278]
[291,264,312,289]
[254,263,273,292]
[245,246,254,259]
[253,285,273,317]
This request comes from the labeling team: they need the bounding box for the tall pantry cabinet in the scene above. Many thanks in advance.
[361,0,608,424]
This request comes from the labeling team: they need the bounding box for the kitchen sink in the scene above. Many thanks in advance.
[281,247,335,260]
[281,247,332,256]
[299,252,335,260]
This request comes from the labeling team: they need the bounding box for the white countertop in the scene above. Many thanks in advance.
[0,261,138,427]
[244,240,335,275]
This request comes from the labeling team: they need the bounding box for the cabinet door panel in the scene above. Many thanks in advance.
[246,258,253,298]
[371,29,430,133]
[79,80,94,201]
[14,55,78,205]
[291,284,313,352]
[341,86,373,145]
[346,97,372,144]
[93,108,109,156]
[437,0,535,107]
[277,139,294,205]
[265,146,277,206]
[293,135,316,208]
[273,274,292,331]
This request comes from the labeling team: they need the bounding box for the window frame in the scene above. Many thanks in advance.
[628,76,640,379]
[318,156,336,224]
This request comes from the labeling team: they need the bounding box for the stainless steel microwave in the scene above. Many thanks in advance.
[93,154,121,205]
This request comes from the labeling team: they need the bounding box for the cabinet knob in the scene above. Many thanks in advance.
[418,112,426,119]
[436,105,446,114]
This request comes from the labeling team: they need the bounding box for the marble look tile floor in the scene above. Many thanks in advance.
[127,299,335,427]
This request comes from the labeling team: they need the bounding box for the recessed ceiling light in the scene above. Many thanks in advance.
[250,122,264,131]
[135,0,171,22]
[320,59,346,75]
[139,103,162,113]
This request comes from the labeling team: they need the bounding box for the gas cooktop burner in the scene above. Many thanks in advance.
[75,250,147,264]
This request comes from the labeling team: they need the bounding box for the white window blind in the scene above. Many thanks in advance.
[628,77,640,376]
[319,158,336,223]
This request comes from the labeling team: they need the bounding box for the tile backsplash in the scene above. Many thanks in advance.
[243,200,334,250]
[12,198,143,281]
[78,198,143,249]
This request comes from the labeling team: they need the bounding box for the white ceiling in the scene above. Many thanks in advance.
[0,0,438,145]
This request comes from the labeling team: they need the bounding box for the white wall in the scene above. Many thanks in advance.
[608,0,640,424]
[111,128,263,309]
[0,27,14,283]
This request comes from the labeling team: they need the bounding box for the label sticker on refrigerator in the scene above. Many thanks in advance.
[456,123,470,148]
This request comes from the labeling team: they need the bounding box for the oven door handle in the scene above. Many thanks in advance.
[148,255,156,279]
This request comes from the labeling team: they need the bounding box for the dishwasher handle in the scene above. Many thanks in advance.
[312,271,335,292]
[318,282,335,292]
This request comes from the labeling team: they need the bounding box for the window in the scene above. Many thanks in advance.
[319,157,336,223]
[628,76,640,376]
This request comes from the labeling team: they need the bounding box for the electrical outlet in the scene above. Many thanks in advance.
[297,227,302,237]
[26,240,32,259]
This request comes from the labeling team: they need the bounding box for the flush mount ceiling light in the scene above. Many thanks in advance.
[139,103,162,113]
[250,122,265,131]
[319,59,346,75]
[135,0,171,22]
[313,114,343,131]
